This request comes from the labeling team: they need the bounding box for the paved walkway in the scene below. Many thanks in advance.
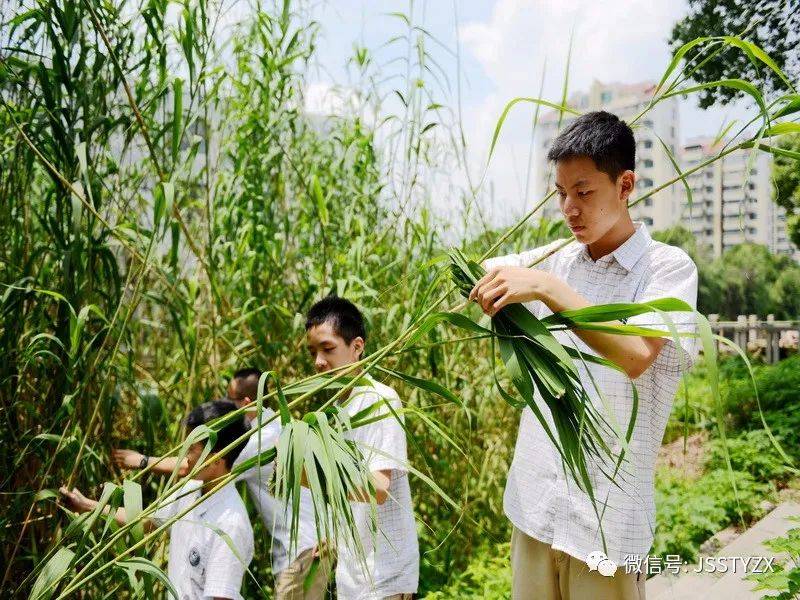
[647,501,800,599]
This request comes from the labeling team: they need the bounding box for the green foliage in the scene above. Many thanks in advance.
[706,430,793,484]
[654,468,729,559]
[2,0,799,597]
[725,354,800,457]
[652,227,800,319]
[423,542,512,600]
[669,0,799,108]
[654,467,772,560]
[746,518,800,599]
[773,133,800,248]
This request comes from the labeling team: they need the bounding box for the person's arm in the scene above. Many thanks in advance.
[112,449,189,477]
[300,467,392,504]
[470,266,665,379]
[349,469,392,505]
[59,486,154,531]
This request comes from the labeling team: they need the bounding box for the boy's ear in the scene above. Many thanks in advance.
[619,170,635,201]
[352,336,365,358]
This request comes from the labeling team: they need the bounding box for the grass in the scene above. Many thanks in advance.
[1,0,799,597]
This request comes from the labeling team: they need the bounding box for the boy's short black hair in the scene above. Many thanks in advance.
[231,368,262,402]
[305,295,366,343]
[546,111,636,180]
[184,400,248,469]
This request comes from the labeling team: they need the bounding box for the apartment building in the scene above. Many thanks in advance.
[680,138,799,259]
[534,80,682,231]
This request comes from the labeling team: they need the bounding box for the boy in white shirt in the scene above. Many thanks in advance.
[61,400,253,600]
[305,296,419,600]
[112,369,327,599]
[225,368,329,599]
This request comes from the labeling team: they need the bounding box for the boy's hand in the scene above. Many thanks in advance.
[112,449,144,470]
[59,486,97,513]
[469,266,553,317]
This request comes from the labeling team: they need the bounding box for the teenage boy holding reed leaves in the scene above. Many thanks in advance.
[112,369,327,600]
[304,295,419,600]
[61,400,253,600]
[470,111,698,600]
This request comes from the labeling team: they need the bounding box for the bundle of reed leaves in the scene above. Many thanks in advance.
[448,248,620,496]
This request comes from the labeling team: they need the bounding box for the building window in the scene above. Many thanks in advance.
[644,198,653,207]
[601,91,612,104]
[643,159,654,168]
[643,139,653,149]
[643,217,654,226]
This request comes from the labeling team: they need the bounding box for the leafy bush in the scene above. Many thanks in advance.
[423,542,511,600]
[654,469,729,559]
[746,518,800,600]
[706,430,794,485]
[724,355,800,461]
[654,467,773,561]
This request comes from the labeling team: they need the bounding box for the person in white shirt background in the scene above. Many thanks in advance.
[305,295,419,600]
[471,111,699,600]
[112,369,328,599]
[225,368,330,599]
[61,400,253,600]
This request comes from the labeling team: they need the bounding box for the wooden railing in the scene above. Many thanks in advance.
[707,314,800,364]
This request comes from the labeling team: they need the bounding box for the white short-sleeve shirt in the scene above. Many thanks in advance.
[485,222,699,566]
[335,376,419,600]
[152,480,254,600]
[233,408,320,574]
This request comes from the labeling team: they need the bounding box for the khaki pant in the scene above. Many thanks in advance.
[275,544,333,600]
[382,595,413,600]
[511,528,646,600]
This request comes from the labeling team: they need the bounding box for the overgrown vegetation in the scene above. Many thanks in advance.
[2,0,799,598]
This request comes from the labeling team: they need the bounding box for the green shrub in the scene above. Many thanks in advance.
[726,355,800,426]
[746,518,800,600]
[654,467,773,561]
[654,469,729,559]
[706,430,793,485]
[423,542,511,599]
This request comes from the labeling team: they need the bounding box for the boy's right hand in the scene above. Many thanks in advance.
[111,449,144,470]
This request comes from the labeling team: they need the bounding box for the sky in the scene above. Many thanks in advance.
[293,1,756,230]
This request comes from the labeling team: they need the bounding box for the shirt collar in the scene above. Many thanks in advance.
[574,221,651,272]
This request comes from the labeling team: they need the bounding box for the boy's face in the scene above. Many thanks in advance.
[227,379,253,422]
[186,440,227,481]
[306,320,364,373]
[555,156,635,246]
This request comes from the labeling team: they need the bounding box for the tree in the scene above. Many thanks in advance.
[772,134,800,248]
[651,225,721,316]
[653,228,800,318]
[669,0,799,108]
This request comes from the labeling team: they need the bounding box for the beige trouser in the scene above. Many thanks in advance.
[382,595,413,600]
[274,544,333,600]
[511,528,646,600]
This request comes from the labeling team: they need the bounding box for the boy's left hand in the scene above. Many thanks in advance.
[469,266,553,316]
[59,486,97,513]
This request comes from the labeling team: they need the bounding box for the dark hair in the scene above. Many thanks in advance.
[184,400,248,469]
[232,367,262,402]
[305,295,366,343]
[546,111,636,180]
